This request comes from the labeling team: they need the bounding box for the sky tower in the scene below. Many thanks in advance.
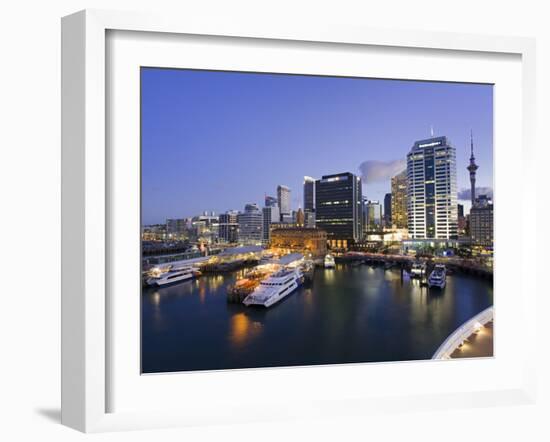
[467,131,479,207]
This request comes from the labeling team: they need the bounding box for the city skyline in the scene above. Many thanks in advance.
[141,68,493,225]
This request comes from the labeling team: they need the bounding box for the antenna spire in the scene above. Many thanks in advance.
[430,125,434,137]
[470,130,474,158]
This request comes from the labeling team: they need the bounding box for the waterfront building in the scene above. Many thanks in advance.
[384,193,392,227]
[277,185,291,220]
[365,200,382,231]
[270,227,328,258]
[391,169,408,229]
[303,176,316,212]
[467,131,479,207]
[265,195,277,208]
[470,195,493,248]
[407,136,458,239]
[142,224,168,241]
[315,172,363,249]
[262,205,280,243]
[192,212,219,244]
[166,218,187,239]
[218,211,239,243]
[237,203,263,245]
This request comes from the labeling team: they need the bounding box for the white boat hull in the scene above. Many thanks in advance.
[147,272,194,286]
[245,281,299,307]
[243,270,302,307]
[428,279,446,289]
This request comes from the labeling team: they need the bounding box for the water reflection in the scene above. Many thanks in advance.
[229,312,262,348]
[142,264,493,373]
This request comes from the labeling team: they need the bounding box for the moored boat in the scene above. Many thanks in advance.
[324,254,336,269]
[428,264,447,289]
[243,268,303,307]
[146,266,196,286]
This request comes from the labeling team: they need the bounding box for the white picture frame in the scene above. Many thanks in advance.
[61,9,537,433]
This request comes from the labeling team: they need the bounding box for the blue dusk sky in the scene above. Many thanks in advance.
[141,68,493,225]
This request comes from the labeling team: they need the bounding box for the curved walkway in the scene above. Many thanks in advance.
[432,306,494,360]
[450,321,493,358]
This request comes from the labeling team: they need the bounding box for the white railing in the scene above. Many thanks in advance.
[432,306,494,360]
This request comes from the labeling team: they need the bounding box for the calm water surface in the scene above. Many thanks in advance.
[142,264,493,373]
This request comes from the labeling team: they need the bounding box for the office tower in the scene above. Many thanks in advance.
[303,176,316,211]
[237,203,263,244]
[457,203,467,236]
[304,210,316,228]
[391,169,408,229]
[166,218,187,239]
[470,195,493,247]
[365,200,382,231]
[407,136,458,239]
[265,195,278,208]
[218,211,239,243]
[277,185,291,220]
[467,131,479,207]
[384,193,392,227]
[315,172,363,249]
[262,205,280,243]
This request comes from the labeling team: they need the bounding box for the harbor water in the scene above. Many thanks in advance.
[142,263,493,373]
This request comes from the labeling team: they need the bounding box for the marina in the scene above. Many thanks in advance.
[142,260,493,373]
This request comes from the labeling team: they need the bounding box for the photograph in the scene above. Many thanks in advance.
[140,67,494,374]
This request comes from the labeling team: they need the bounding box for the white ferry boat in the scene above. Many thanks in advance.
[243,268,303,307]
[410,261,426,278]
[146,266,196,286]
[324,254,336,269]
[428,264,447,289]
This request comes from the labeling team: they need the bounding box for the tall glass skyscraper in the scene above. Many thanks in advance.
[407,136,458,239]
[218,211,239,243]
[303,176,316,211]
[383,193,392,227]
[237,203,263,244]
[315,172,363,249]
[277,185,291,220]
[391,169,408,229]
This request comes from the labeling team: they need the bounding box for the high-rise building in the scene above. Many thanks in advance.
[265,195,277,208]
[218,211,239,243]
[457,203,467,236]
[304,210,316,228]
[262,205,280,243]
[237,203,263,244]
[467,131,479,207]
[470,195,493,247]
[315,172,363,249]
[383,193,392,227]
[391,169,408,229]
[303,176,316,212]
[407,136,458,239]
[277,185,291,220]
[166,218,187,239]
[365,200,382,231]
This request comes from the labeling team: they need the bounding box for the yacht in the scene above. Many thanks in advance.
[324,254,336,269]
[410,261,426,278]
[428,264,447,289]
[243,268,303,307]
[146,266,196,286]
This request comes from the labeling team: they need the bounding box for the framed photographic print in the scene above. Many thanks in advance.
[61,9,537,432]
